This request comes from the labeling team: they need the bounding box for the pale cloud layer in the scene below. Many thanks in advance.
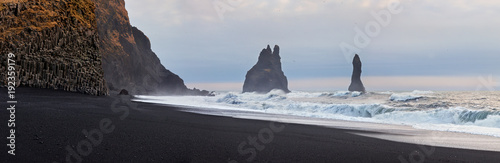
[127,0,500,26]
[125,0,500,91]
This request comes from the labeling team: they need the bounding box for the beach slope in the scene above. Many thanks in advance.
[1,88,499,162]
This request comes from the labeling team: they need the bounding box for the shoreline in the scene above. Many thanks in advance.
[144,101,500,153]
[2,88,500,162]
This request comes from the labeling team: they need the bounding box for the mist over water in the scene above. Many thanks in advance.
[135,90,500,137]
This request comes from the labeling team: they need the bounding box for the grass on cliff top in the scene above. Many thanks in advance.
[0,0,96,37]
[0,0,28,3]
[0,0,26,10]
[67,0,97,29]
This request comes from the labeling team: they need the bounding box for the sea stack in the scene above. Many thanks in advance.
[348,54,366,92]
[243,45,290,93]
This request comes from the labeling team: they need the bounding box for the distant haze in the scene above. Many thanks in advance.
[125,0,500,91]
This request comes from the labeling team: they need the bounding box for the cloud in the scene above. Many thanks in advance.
[126,0,500,26]
[125,0,500,90]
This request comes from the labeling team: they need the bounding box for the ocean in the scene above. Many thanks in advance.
[134,90,500,139]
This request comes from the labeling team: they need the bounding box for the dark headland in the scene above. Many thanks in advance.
[2,88,500,162]
[0,0,210,96]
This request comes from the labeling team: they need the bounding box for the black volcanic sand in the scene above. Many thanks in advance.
[2,88,500,163]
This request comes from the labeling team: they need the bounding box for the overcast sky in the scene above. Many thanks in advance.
[124,0,500,91]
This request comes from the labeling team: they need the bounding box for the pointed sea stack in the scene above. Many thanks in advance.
[348,54,366,92]
[243,45,290,93]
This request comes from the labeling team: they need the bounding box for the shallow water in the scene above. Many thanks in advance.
[134,90,500,138]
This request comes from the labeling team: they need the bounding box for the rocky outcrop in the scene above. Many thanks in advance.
[93,0,209,95]
[0,0,210,96]
[118,89,129,95]
[243,45,290,93]
[0,0,108,96]
[348,54,366,92]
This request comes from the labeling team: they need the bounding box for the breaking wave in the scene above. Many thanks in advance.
[134,90,500,137]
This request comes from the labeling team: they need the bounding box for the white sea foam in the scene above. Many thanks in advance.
[388,90,435,102]
[411,90,434,94]
[320,91,363,97]
[134,90,500,137]
[389,94,423,102]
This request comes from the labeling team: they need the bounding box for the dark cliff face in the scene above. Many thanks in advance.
[348,54,366,92]
[93,0,205,95]
[131,27,188,94]
[0,0,208,96]
[0,0,108,96]
[243,45,290,93]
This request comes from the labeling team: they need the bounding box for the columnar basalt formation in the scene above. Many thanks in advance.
[243,45,290,93]
[348,54,366,92]
[0,0,210,96]
[0,0,108,96]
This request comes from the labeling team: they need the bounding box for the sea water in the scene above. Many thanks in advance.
[134,90,500,138]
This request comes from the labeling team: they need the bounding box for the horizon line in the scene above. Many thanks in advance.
[186,75,500,92]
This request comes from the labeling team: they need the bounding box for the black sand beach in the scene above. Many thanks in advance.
[2,88,500,163]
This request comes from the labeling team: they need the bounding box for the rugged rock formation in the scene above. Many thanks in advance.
[93,0,208,95]
[243,45,290,93]
[118,89,129,95]
[0,0,108,96]
[348,54,366,92]
[0,0,210,96]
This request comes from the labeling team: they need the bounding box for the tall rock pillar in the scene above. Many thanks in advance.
[348,54,366,92]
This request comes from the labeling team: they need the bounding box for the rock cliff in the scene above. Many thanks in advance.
[348,54,366,92]
[0,0,108,96]
[93,0,207,95]
[243,45,290,93]
[0,0,210,96]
